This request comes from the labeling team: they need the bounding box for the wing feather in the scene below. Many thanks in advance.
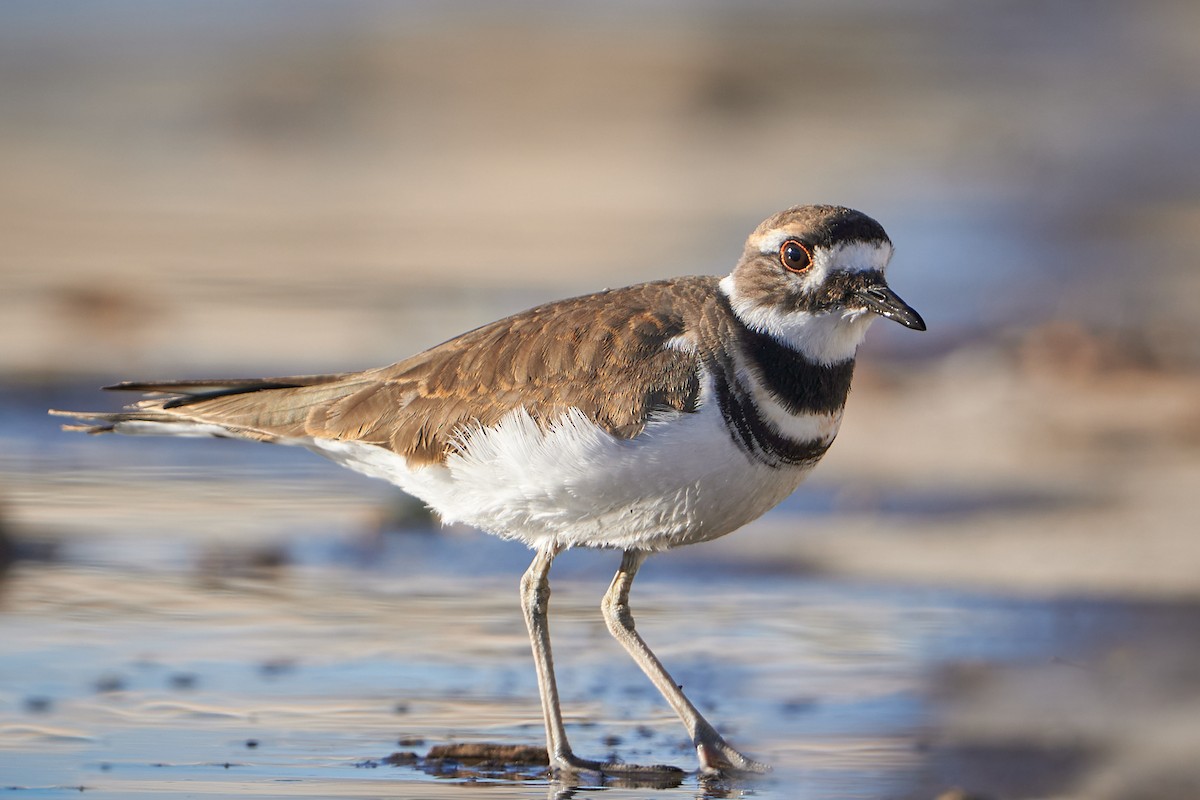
[52,278,716,464]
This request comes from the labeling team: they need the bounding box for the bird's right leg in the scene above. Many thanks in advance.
[520,545,602,772]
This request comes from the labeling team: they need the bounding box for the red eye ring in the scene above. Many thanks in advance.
[779,239,812,273]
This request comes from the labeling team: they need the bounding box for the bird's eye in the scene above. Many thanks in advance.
[779,240,812,273]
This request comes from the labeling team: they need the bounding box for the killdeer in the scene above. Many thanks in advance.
[52,205,925,776]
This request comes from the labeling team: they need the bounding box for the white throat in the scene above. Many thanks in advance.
[720,274,876,364]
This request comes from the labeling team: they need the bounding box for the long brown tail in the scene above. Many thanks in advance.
[49,373,356,438]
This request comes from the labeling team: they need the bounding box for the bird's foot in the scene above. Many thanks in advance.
[549,750,685,785]
[696,739,771,775]
[547,751,603,773]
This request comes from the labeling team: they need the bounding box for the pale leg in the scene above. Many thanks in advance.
[520,545,601,771]
[600,549,770,774]
[520,546,684,779]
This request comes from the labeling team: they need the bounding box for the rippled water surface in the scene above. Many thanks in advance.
[0,387,1165,800]
[1,556,1106,800]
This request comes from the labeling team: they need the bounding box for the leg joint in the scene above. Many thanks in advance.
[601,590,636,634]
[520,548,557,619]
[520,575,550,617]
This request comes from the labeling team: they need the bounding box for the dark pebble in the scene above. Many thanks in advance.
[23,696,53,714]
[94,675,125,693]
[168,673,198,690]
[384,751,420,766]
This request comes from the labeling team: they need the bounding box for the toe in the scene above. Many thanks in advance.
[696,741,771,775]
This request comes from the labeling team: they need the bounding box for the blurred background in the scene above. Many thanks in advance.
[1,2,1198,798]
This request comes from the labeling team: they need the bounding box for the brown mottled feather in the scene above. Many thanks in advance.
[83,278,718,466]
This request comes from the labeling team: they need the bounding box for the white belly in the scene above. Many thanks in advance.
[307,402,827,552]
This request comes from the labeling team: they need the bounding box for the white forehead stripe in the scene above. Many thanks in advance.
[752,229,892,277]
[750,228,798,255]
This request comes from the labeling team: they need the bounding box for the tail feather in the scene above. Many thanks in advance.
[104,374,349,405]
[50,372,361,441]
[48,407,275,439]
[48,407,128,434]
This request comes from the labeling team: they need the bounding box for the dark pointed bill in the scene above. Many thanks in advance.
[856,285,926,331]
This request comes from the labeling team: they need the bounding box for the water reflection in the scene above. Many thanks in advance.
[5,539,1194,799]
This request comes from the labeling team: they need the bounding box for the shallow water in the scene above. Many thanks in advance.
[0,557,1118,799]
[0,385,1182,799]
[2,371,1200,796]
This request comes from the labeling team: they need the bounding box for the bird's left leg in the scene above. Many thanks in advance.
[600,549,770,775]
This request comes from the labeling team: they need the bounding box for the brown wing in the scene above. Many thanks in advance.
[54,277,715,466]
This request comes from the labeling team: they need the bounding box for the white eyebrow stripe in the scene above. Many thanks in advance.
[795,240,892,293]
[752,231,891,274]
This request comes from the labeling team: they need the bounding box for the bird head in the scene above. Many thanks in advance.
[721,205,925,363]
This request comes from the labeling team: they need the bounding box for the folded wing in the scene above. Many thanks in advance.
[51,278,713,466]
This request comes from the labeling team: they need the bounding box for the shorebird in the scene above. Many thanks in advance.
[52,205,925,776]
